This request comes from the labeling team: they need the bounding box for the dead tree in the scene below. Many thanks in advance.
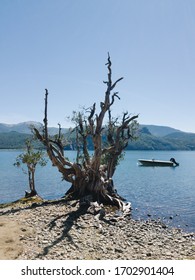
[34,54,138,212]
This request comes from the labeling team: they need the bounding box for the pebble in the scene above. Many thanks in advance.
[1,201,195,260]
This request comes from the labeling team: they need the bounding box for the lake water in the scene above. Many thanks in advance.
[0,150,195,232]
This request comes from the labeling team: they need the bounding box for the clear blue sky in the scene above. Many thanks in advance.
[1,0,195,132]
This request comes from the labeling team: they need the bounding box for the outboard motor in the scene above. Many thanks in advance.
[170,158,179,166]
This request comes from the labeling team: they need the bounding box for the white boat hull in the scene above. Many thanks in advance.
[138,159,178,167]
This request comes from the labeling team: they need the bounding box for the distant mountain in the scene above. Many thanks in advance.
[130,125,195,150]
[47,126,69,135]
[164,132,195,150]
[0,121,42,134]
[0,121,69,135]
[0,131,31,149]
[1,122,195,150]
[140,124,181,137]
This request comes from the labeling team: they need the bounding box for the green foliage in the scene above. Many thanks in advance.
[14,139,47,170]
[14,139,47,195]
[101,150,125,166]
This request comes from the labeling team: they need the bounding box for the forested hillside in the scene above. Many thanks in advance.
[0,122,195,150]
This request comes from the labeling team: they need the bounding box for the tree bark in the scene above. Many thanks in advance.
[34,55,138,212]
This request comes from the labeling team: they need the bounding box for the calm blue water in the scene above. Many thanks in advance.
[0,150,195,232]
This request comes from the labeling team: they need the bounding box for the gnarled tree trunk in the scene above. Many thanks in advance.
[34,55,138,212]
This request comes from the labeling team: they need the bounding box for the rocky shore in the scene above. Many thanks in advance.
[0,198,195,260]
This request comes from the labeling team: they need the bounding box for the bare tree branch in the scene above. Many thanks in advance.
[34,55,139,212]
[43,89,49,141]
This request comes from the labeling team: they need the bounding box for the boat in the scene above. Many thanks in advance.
[138,158,179,167]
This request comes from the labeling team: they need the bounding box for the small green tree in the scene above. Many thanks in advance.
[14,139,47,197]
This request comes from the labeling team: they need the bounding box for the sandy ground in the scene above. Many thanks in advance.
[0,216,31,260]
